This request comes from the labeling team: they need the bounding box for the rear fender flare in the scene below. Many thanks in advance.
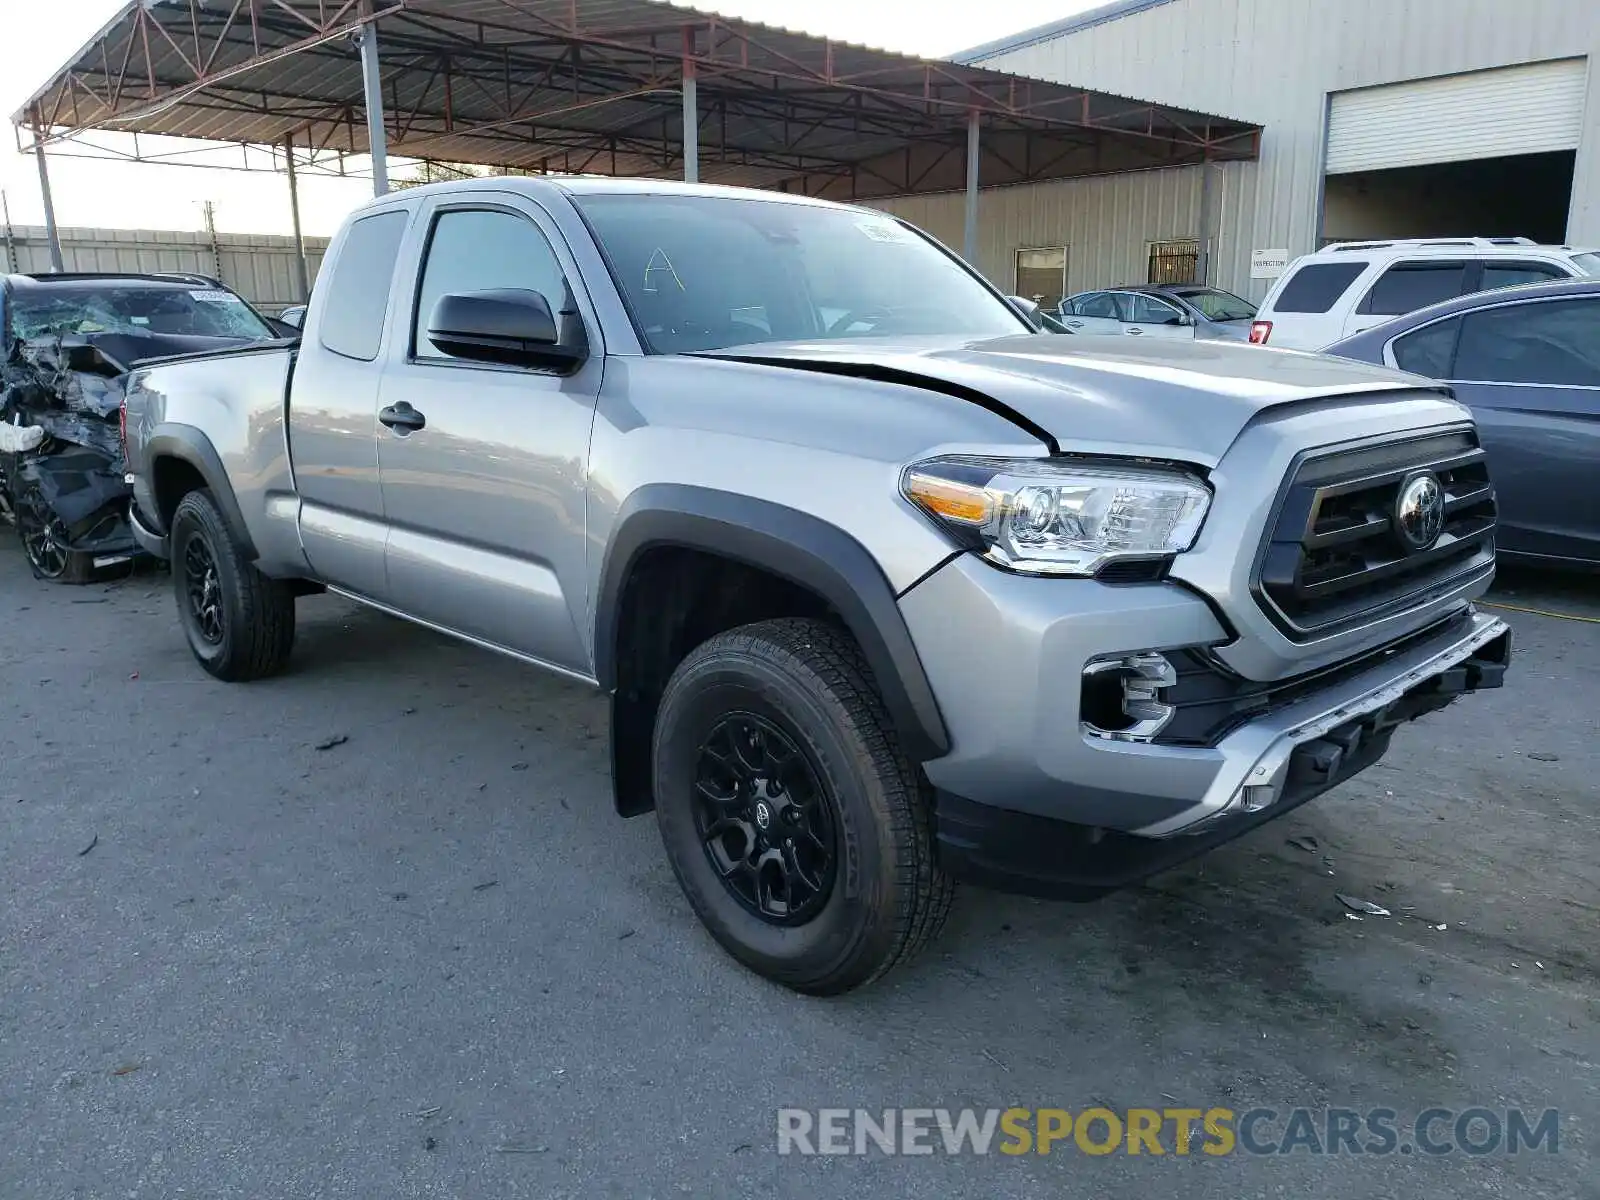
[145,424,257,559]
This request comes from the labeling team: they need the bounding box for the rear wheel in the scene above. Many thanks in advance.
[652,618,953,994]
[170,489,295,680]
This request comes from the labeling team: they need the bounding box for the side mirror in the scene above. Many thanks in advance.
[427,288,586,370]
[267,318,301,338]
[278,307,306,330]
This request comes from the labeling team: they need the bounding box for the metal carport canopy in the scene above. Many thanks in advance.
[13,0,1258,249]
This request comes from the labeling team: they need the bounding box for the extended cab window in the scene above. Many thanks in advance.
[1358,260,1470,316]
[319,210,408,361]
[412,208,571,359]
[1453,298,1600,387]
[1271,261,1367,313]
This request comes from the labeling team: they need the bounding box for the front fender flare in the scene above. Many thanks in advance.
[594,484,950,763]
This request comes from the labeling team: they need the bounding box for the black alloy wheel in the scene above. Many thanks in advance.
[182,530,225,645]
[20,508,70,579]
[693,712,839,925]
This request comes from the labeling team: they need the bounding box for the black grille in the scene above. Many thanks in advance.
[1254,428,1496,640]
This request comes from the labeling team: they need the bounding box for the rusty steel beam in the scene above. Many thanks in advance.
[57,9,401,142]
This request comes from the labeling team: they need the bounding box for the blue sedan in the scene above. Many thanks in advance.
[1327,278,1600,571]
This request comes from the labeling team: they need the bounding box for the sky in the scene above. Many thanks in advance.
[0,0,1096,239]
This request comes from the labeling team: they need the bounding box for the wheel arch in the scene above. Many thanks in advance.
[145,424,257,560]
[596,485,950,815]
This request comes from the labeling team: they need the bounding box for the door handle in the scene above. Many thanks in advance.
[1066,320,1085,328]
[379,402,427,433]
[1126,327,1145,335]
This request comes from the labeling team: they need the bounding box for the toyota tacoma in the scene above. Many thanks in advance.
[121,178,1511,993]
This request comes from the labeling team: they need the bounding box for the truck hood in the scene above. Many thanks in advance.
[704,334,1434,465]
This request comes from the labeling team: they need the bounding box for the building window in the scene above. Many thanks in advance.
[1015,247,1067,310]
[1148,239,1201,286]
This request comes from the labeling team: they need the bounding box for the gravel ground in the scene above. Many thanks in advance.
[1,547,1595,1200]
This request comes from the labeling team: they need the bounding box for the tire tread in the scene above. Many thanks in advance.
[172,489,295,681]
[660,616,953,992]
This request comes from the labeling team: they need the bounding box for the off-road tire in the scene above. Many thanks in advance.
[652,617,954,994]
[171,488,295,681]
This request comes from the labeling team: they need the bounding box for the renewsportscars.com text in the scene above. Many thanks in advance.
[776,1107,1561,1157]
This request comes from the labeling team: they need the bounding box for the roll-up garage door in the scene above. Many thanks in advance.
[1326,58,1588,175]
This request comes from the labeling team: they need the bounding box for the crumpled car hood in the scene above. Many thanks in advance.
[705,334,1435,466]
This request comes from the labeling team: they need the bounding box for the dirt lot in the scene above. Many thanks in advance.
[1,547,1595,1199]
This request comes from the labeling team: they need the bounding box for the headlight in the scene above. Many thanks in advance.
[901,455,1211,576]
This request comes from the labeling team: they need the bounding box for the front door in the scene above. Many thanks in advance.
[374,195,604,675]
[1118,291,1194,340]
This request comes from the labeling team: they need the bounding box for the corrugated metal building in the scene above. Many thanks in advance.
[2,225,327,314]
[872,0,1600,303]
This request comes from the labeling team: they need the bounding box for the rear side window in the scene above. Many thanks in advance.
[1481,262,1568,291]
[1358,261,1470,316]
[1454,297,1600,387]
[1392,318,1461,378]
[1271,262,1368,313]
[319,210,408,361]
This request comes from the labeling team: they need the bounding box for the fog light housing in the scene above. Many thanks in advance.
[1082,652,1177,742]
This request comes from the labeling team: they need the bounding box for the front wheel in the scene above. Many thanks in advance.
[170,488,296,680]
[14,484,102,584]
[652,618,953,994]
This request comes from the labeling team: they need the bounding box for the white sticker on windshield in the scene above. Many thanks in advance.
[856,219,913,244]
[189,289,241,303]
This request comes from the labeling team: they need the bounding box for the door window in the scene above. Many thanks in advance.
[1358,261,1470,316]
[319,210,408,361]
[1480,262,1568,291]
[1391,318,1461,378]
[1454,298,1600,387]
[1122,293,1185,326]
[413,208,571,359]
[1271,261,1368,313]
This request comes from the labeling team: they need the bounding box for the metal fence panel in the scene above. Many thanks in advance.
[2,224,329,314]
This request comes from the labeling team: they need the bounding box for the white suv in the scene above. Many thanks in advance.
[1249,237,1600,350]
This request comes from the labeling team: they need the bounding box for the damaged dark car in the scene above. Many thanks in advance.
[0,273,284,582]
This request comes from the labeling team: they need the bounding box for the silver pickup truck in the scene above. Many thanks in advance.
[123,177,1511,993]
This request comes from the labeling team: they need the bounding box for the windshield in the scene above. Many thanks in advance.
[6,283,275,342]
[1571,251,1600,277]
[1172,287,1256,321]
[572,194,1029,353]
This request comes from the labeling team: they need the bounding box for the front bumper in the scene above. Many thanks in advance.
[899,555,1510,897]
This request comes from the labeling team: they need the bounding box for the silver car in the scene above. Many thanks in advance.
[1058,284,1258,341]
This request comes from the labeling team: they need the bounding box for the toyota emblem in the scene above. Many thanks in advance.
[1395,471,1445,552]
